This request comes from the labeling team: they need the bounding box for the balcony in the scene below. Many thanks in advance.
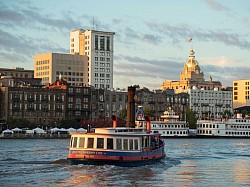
[27,97,34,102]
[12,97,21,102]
[12,107,21,111]
[27,107,35,111]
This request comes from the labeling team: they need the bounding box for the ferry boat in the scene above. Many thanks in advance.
[135,107,189,137]
[67,86,165,166]
[196,113,250,138]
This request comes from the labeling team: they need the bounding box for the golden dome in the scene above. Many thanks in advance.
[185,49,199,68]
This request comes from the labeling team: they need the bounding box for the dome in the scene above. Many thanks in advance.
[185,49,199,68]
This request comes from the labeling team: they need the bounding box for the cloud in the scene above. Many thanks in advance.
[204,0,230,12]
[145,22,250,49]
[0,3,87,32]
[113,54,184,89]
[114,54,250,89]
[0,29,67,67]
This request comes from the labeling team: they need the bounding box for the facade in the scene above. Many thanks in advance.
[90,88,127,120]
[34,53,88,86]
[162,49,222,93]
[46,80,91,121]
[0,79,92,126]
[70,29,115,90]
[0,77,42,87]
[188,87,233,119]
[233,80,250,109]
[135,88,189,121]
[0,67,34,78]
[0,86,66,125]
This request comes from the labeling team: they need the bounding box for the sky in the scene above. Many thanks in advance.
[0,0,250,90]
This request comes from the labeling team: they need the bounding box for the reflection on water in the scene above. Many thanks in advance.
[233,160,250,185]
[0,139,249,186]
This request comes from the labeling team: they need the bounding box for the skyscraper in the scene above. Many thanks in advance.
[70,29,115,90]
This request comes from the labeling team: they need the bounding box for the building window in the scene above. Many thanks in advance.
[106,36,110,51]
[95,35,98,50]
[100,36,105,50]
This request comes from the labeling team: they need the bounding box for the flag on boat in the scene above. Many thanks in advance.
[188,38,192,42]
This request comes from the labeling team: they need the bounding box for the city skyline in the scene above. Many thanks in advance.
[0,0,250,90]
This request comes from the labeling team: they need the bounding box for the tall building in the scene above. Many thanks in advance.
[233,79,250,109]
[70,29,115,90]
[162,49,222,93]
[34,53,88,86]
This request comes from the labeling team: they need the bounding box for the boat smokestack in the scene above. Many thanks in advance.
[112,115,117,128]
[145,116,151,133]
[126,86,136,128]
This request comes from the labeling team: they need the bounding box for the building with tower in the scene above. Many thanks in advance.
[162,49,222,93]
[70,29,115,90]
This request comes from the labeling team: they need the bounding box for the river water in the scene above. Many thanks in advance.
[0,138,249,187]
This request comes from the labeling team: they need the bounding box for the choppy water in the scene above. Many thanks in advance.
[0,138,249,186]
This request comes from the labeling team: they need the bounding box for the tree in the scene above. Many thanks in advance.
[222,110,232,118]
[7,118,31,129]
[144,106,154,118]
[186,109,198,129]
[58,118,80,129]
[241,110,248,118]
[120,109,127,121]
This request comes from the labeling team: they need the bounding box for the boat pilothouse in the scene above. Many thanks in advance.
[135,107,189,137]
[196,113,250,138]
[67,86,165,166]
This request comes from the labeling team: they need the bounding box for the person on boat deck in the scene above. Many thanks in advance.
[151,137,158,149]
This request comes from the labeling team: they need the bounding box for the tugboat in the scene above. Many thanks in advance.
[67,86,165,166]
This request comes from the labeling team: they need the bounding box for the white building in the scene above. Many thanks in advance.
[34,53,88,86]
[188,87,233,119]
[70,29,115,90]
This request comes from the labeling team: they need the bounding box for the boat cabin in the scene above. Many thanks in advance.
[69,128,161,152]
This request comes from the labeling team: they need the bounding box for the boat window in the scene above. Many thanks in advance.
[116,138,122,149]
[97,138,104,148]
[87,138,94,148]
[70,137,73,147]
[129,139,133,150]
[143,136,148,148]
[123,139,128,150]
[134,139,138,150]
[78,137,85,148]
[107,138,113,149]
[72,137,78,148]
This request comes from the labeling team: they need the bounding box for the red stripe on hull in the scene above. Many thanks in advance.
[68,149,165,162]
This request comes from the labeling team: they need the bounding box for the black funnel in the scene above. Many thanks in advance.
[126,86,136,128]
